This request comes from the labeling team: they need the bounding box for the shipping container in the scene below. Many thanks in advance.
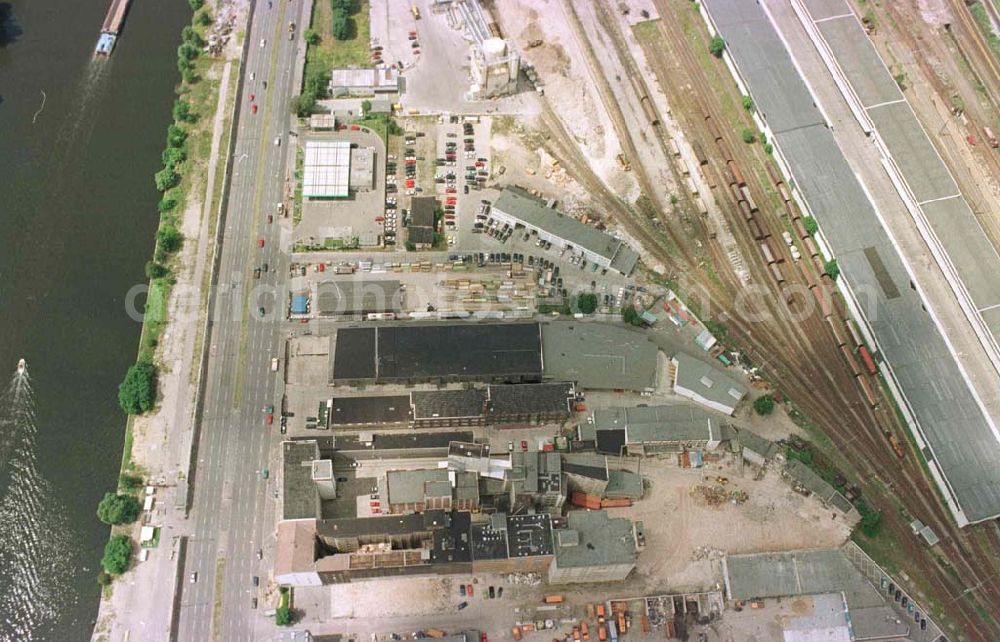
[570,492,602,510]
[544,594,565,604]
[600,497,632,508]
[858,345,878,375]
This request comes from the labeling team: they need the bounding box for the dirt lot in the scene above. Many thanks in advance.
[609,455,852,594]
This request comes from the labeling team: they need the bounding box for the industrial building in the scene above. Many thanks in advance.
[302,141,351,199]
[584,404,723,456]
[328,67,400,96]
[385,468,480,514]
[670,352,747,415]
[491,188,640,275]
[315,280,403,317]
[327,395,411,428]
[507,450,565,513]
[348,146,375,191]
[548,510,638,584]
[329,322,544,385]
[408,196,438,249]
[452,0,520,99]
[541,322,659,392]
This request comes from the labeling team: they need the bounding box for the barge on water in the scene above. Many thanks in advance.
[95,0,132,56]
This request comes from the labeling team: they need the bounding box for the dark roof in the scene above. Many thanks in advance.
[410,196,438,227]
[334,431,475,452]
[487,382,574,416]
[329,395,411,426]
[412,389,487,419]
[331,327,377,380]
[561,454,609,482]
[431,510,473,564]
[596,429,627,455]
[407,225,435,245]
[506,513,554,557]
[470,519,510,561]
[317,280,403,315]
[282,441,321,521]
[449,441,489,458]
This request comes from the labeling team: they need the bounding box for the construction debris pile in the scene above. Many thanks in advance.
[506,572,543,586]
[204,3,238,56]
[691,483,749,506]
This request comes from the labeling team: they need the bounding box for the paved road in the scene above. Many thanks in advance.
[176,0,301,639]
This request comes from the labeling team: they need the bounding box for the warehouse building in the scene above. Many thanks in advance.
[486,382,575,426]
[491,188,640,275]
[328,395,411,428]
[408,196,438,249]
[548,510,638,584]
[541,322,659,392]
[469,512,554,574]
[385,468,480,514]
[328,67,400,96]
[671,352,747,415]
[507,451,565,513]
[303,140,351,199]
[411,389,488,428]
[584,405,723,456]
[315,280,403,318]
[330,322,544,385]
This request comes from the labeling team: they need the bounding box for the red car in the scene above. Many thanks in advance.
[249,94,255,102]
[481,635,488,642]
[521,440,528,452]
[267,214,273,224]
[266,413,273,425]
[467,584,474,597]
[445,188,457,194]
[257,239,265,248]
[252,104,258,114]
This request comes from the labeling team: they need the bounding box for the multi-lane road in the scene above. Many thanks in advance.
[176,0,301,639]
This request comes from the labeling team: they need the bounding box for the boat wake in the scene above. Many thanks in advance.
[0,366,77,641]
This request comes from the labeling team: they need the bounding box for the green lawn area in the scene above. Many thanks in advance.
[304,0,371,96]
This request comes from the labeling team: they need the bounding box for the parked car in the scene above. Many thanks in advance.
[457,601,468,611]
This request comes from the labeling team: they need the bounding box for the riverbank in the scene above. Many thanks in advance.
[90,1,249,640]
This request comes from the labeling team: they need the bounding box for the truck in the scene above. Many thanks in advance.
[271,357,279,372]
[543,594,564,604]
[288,21,295,40]
[424,630,446,638]
[511,626,522,641]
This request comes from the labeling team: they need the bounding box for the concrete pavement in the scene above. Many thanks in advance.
[175,0,302,639]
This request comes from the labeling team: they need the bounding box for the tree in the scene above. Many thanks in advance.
[158,196,178,213]
[187,0,204,10]
[167,124,188,148]
[97,571,113,586]
[331,0,352,11]
[102,535,132,575]
[855,499,882,538]
[181,69,199,85]
[709,35,725,58]
[172,99,193,123]
[155,167,180,192]
[177,56,193,76]
[622,306,644,327]
[304,28,320,45]
[118,358,157,414]
[162,147,187,169]
[97,492,141,525]
[119,474,144,491]
[803,217,818,236]
[742,95,754,112]
[145,261,169,280]
[178,42,199,61]
[157,224,183,254]
[825,259,840,280]
[753,394,775,416]
[361,99,372,115]
[181,26,204,48]
[575,292,598,314]
[740,128,755,144]
[763,143,773,155]
[293,93,317,117]
[331,9,350,40]
[275,606,292,626]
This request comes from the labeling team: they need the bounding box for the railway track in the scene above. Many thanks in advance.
[533,0,1000,638]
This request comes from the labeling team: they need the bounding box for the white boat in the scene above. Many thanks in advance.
[17,358,26,375]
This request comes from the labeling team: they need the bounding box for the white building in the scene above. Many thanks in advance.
[671,352,747,415]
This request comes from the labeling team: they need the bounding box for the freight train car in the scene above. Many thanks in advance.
[638,95,660,126]
[858,374,878,407]
[826,316,847,347]
[840,343,862,377]
[858,345,878,375]
[728,160,746,187]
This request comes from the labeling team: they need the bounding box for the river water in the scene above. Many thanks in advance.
[0,0,188,638]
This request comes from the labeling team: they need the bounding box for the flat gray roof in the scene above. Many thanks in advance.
[282,441,321,521]
[493,188,639,274]
[726,550,884,608]
[553,510,636,569]
[672,352,747,408]
[592,405,719,444]
[541,322,658,391]
[387,468,451,505]
[703,0,1000,524]
[316,280,402,316]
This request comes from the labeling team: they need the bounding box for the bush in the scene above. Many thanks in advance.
[824,259,840,280]
[178,42,199,61]
[304,28,320,45]
[763,143,773,155]
[195,10,213,26]
[155,167,180,192]
[331,9,350,40]
[855,499,882,538]
[97,492,141,525]
[158,196,178,213]
[118,358,157,415]
[162,147,187,169]
[177,56,193,75]
[187,0,204,10]
[97,571,113,586]
[102,535,133,575]
[145,261,169,280]
[167,124,188,148]
[157,225,183,254]
[119,474,144,491]
[275,606,292,626]
[575,293,599,314]
[622,306,644,327]
[181,69,199,85]
[740,128,756,144]
[742,95,754,112]
[803,217,818,235]
[361,99,372,115]
[709,35,725,58]
[293,92,317,117]
[172,99,192,123]
[753,394,775,416]
[181,26,204,48]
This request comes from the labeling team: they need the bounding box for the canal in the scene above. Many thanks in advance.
[0,0,189,638]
